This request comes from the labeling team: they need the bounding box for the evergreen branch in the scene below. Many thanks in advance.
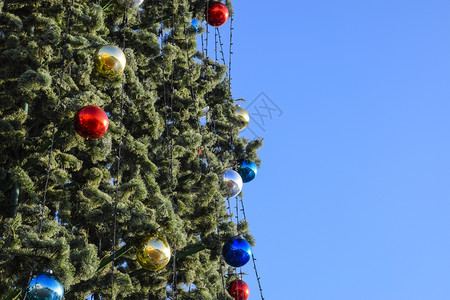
[100,2,114,12]
[128,268,146,278]
[38,129,63,153]
[1,179,13,194]
[0,130,63,195]
[4,290,21,300]
[155,15,172,24]
[97,244,133,271]
[175,243,206,260]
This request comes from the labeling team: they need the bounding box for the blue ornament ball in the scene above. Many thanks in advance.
[237,161,257,183]
[191,19,201,32]
[222,236,252,267]
[24,272,64,300]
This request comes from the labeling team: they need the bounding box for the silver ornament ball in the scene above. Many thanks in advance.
[223,170,243,198]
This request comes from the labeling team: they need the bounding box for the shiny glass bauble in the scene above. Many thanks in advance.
[228,279,250,300]
[205,2,229,27]
[234,105,249,130]
[238,160,257,183]
[94,45,126,78]
[136,234,171,271]
[191,19,201,32]
[24,272,64,300]
[222,236,252,267]
[74,105,109,140]
[223,170,243,198]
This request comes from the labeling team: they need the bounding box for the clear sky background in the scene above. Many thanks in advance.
[216,0,450,299]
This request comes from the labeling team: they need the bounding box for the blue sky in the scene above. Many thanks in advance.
[223,0,450,299]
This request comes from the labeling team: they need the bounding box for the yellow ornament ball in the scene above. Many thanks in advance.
[136,234,171,271]
[234,105,250,130]
[94,45,126,78]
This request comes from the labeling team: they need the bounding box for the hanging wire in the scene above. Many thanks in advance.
[204,0,209,104]
[23,1,74,298]
[205,4,243,297]
[225,9,266,300]
[181,4,199,119]
[226,197,232,216]
[169,0,177,297]
[202,26,217,135]
[181,6,229,298]
[239,196,265,300]
[203,2,220,137]
[160,0,178,298]
[232,192,241,299]
[235,197,240,235]
[168,0,175,198]
[110,9,128,300]
[214,195,228,296]
[214,25,218,62]
[195,2,231,297]
[181,1,212,182]
[215,27,227,68]
[205,1,209,59]
[239,196,247,221]
[201,31,205,55]
[205,3,266,299]
[223,11,236,153]
[220,7,242,297]
[228,12,234,101]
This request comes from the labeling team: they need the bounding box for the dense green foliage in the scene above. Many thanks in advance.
[0,0,262,298]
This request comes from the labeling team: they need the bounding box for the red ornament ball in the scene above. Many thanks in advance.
[74,105,109,140]
[228,279,250,300]
[205,2,229,27]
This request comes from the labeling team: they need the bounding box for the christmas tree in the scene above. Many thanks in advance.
[0,0,262,299]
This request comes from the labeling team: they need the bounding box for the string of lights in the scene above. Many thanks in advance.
[160,0,178,298]
[111,9,128,300]
[239,196,265,300]
[23,1,74,298]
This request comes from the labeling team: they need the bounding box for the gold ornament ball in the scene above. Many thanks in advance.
[234,105,249,130]
[136,234,171,271]
[94,45,126,78]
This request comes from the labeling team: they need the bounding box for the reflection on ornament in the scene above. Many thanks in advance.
[94,45,126,78]
[234,105,249,130]
[126,0,144,8]
[24,272,64,300]
[222,236,252,267]
[238,160,257,183]
[191,19,201,32]
[223,170,243,198]
[74,105,109,140]
[205,2,229,27]
[228,279,250,300]
[136,234,171,271]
